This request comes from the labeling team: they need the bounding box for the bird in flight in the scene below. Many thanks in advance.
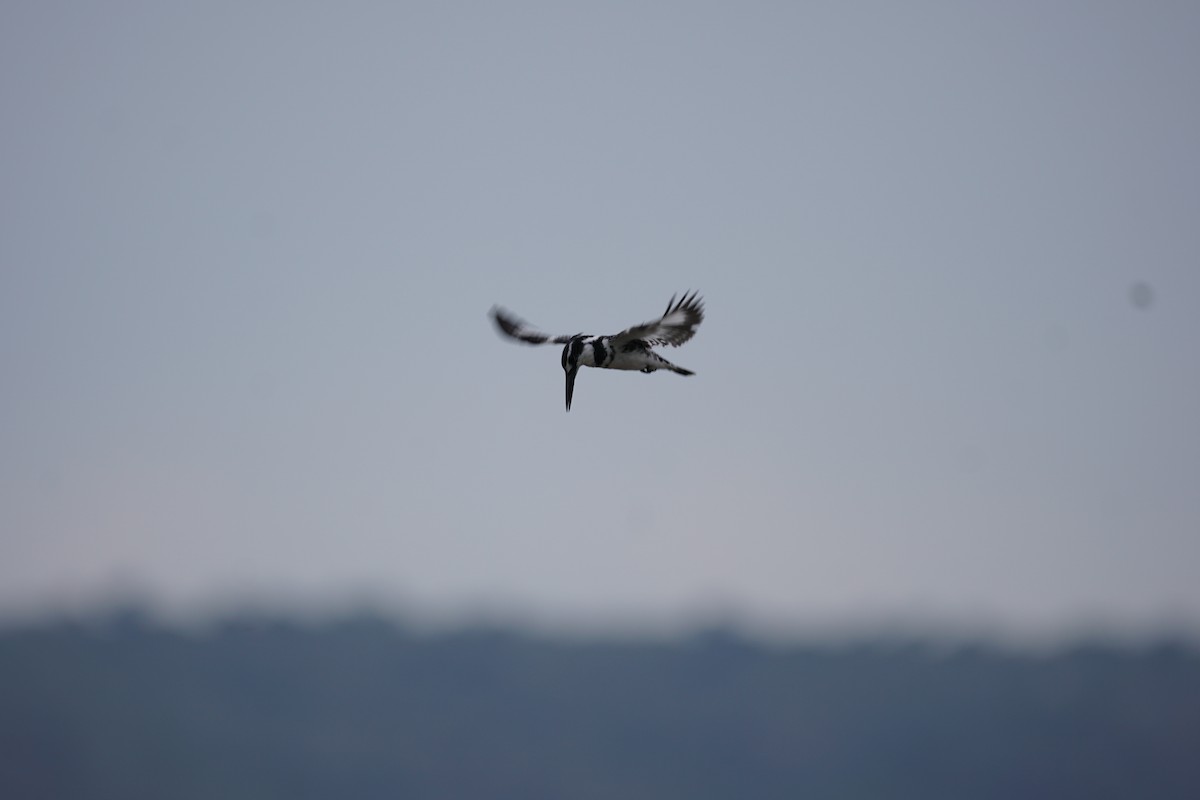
[490,292,705,411]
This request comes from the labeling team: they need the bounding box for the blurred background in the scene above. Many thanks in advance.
[2,1,1198,797]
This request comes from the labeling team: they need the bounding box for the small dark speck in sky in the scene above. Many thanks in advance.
[1128,281,1155,310]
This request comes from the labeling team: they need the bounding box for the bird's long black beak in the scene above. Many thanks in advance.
[564,367,578,412]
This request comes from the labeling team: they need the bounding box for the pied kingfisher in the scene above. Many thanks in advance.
[490,291,705,411]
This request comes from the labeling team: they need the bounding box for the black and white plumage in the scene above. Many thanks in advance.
[490,292,705,411]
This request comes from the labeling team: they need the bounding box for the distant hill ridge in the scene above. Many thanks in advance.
[2,611,1199,799]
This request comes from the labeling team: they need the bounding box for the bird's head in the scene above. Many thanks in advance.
[561,337,585,412]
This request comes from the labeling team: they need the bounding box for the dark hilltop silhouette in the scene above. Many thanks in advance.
[2,610,1198,799]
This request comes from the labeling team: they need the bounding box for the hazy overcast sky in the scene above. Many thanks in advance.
[3,2,1198,639]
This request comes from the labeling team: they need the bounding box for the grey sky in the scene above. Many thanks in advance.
[3,2,1198,638]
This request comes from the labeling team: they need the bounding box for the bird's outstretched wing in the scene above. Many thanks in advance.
[610,291,704,349]
[490,306,577,346]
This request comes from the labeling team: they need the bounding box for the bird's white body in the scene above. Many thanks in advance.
[571,337,689,372]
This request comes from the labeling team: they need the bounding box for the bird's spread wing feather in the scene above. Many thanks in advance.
[490,306,576,346]
[611,291,704,349]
